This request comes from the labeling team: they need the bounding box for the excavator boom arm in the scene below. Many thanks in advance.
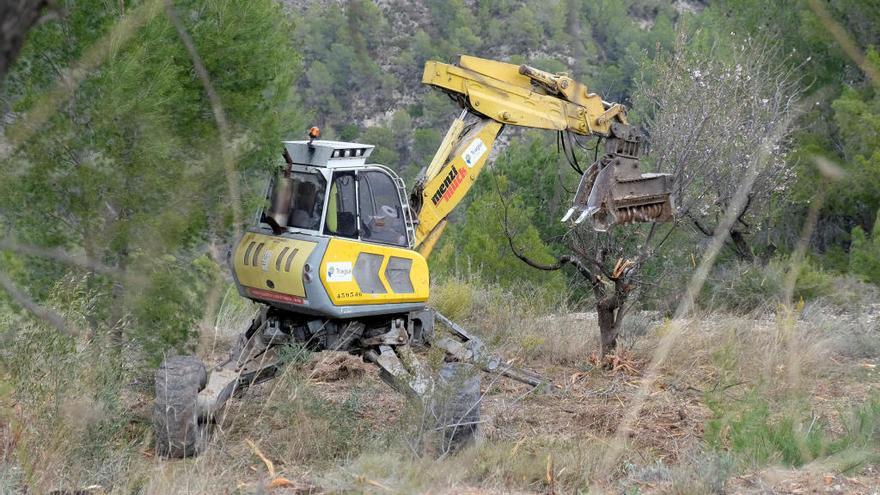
[411,56,673,256]
[410,111,502,254]
[422,56,627,136]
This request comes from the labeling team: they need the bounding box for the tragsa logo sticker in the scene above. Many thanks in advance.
[326,262,353,282]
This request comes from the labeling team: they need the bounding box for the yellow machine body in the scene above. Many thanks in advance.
[318,237,429,306]
[233,232,317,300]
[232,230,430,318]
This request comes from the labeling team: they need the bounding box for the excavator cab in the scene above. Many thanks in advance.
[264,143,413,249]
[231,140,429,321]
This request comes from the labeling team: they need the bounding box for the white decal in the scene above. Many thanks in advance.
[261,250,272,271]
[326,261,353,282]
[462,139,487,168]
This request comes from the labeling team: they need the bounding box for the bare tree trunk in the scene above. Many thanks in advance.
[0,0,49,85]
[596,296,619,356]
[729,229,756,262]
[500,180,631,358]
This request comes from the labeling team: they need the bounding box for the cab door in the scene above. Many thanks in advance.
[356,170,409,248]
[318,167,429,306]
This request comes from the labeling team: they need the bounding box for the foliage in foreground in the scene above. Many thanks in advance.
[0,0,302,362]
[705,393,880,468]
[850,209,880,285]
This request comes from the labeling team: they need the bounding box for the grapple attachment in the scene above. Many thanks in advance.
[562,123,674,231]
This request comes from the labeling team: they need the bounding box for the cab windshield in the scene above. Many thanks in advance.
[266,167,408,247]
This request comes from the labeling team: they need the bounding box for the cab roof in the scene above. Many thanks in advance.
[283,140,375,168]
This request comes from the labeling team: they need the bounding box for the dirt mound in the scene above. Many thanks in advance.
[305,352,372,382]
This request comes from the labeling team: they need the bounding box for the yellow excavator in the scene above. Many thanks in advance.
[153,56,674,457]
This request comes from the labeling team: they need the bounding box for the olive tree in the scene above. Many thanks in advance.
[638,35,803,261]
[505,34,803,356]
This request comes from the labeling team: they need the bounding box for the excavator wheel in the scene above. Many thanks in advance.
[432,362,481,454]
[153,355,208,458]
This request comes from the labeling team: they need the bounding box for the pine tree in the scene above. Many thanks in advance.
[849,211,880,285]
[1,0,302,360]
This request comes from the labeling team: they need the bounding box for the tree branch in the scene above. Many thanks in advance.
[494,171,602,291]
[0,270,78,337]
[691,216,714,237]
[0,0,51,85]
[735,193,753,228]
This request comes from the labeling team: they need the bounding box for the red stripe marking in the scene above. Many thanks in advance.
[248,287,305,305]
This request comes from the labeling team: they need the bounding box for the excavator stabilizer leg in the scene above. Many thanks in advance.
[433,311,550,389]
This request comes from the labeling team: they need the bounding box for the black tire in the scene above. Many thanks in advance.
[432,362,481,454]
[153,355,208,458]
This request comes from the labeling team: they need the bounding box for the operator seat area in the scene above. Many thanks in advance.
[264,143,411,250]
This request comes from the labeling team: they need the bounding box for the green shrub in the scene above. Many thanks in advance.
[842,398,880,448]
[705,391,880,469]
[430,277,476,321]
[701,261,783,312]
[701,259,836,312]
[849,210,880,284]
[792,262,835,302]
[705,393,832,467]
[133,254,220,365]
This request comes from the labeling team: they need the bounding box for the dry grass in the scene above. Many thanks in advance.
[1,280,878,494]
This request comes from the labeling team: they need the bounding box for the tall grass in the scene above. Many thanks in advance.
[705,393,880,470]
[429,275,602,365]
[0,325,137,491]
[1,272,877,493]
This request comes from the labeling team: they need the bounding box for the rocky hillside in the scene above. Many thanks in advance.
[279,0,706,131]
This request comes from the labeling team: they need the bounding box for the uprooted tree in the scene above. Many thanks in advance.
[503,34,803,356]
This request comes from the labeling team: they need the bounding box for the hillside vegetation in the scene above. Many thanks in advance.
[0,0,879,493]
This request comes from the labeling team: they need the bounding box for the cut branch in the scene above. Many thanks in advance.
[494,172,600,288]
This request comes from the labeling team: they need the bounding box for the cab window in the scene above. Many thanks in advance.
[323,172,358,238]
[358,170,407,247]
[288,171,325,230]
[267,170,325,232]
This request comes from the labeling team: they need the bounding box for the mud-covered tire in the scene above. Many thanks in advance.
[153,355,208,458]
[432,362,481,454]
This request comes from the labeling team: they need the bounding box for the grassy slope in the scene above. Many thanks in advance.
[3,281,878,494]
